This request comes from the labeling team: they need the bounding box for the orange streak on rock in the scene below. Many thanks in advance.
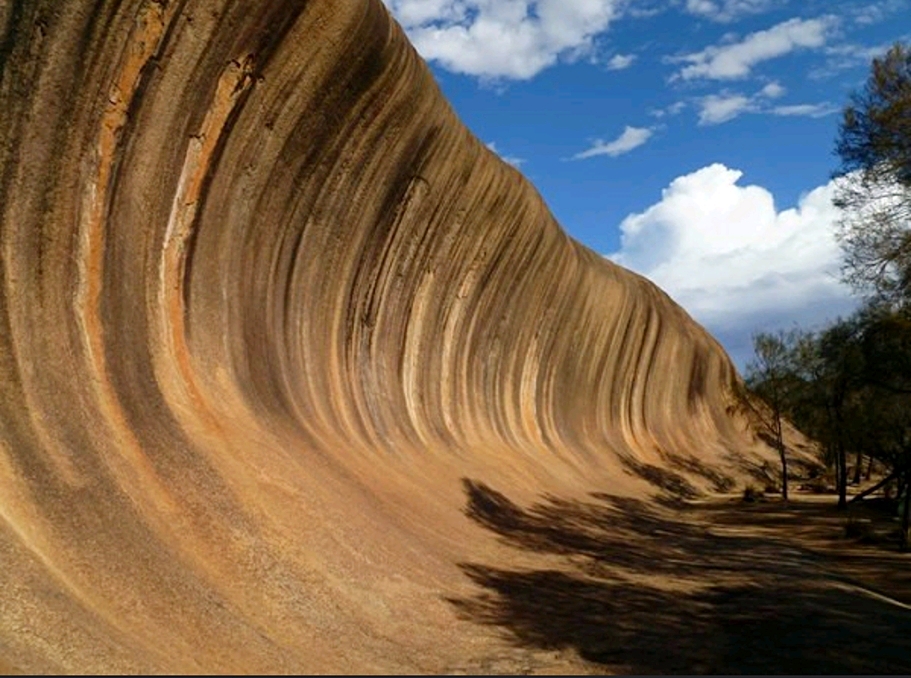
[75,0,182,517]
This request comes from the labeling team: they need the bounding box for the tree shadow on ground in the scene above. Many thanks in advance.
[663,452,737,493]
[618,455,703,500]
[450,479,911,674]
[723,449,782,488]
[617,450,739,502]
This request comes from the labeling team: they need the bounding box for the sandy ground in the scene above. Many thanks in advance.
[444,487,911,675]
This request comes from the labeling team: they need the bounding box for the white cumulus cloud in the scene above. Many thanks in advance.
[696,82,830,125]
[671,16,837,80]
[685,0,779,23]
[771,103,838,117]
[609,163,857,367]
[759,81,786,98]
[383,0,621,80]
[486,141,525,167]
[650,101,687,118]
[606,53,637,70]
[698,93,755,124]
[852,0,909,26]
[572,126,654,159]
[811,41,896,79]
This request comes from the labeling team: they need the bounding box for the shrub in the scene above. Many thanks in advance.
[799,479,832,494]
[742,485,764,503]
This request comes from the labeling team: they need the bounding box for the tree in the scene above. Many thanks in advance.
[744,331,800,501]
[745,309,911,545]
[782,321,865,510]
[831,44,911,545]
[833,43,911,304]
[857,306,911,549]
[859,305,911,395]
[857,385,911,550]
[817,318,866,509]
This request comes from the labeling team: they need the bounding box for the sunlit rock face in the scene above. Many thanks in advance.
[0,0,768,671]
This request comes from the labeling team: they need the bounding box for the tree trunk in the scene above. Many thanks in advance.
[774,411,787,502]
[833,395,848,510]
[901,475,910,552]
[852,450,863,485]
[849,470,897,504]
[866,454,874,481]
[837,441,848,510]
[779,445,789,501]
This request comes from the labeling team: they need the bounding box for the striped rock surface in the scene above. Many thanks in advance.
[0,0,771,672]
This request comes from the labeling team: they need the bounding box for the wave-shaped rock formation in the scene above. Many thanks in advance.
[0,0,773,672]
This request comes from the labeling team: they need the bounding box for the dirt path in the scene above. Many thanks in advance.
[449,486,911,674]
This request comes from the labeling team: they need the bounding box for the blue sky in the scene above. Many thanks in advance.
[381,0,911,368]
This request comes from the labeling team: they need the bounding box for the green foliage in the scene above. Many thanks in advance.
[744,330,802,501]
[746,304,911,542]
[836,43,911,186]
[859,307,911,395]
[745,330,800,408]
[834,43,911,303]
